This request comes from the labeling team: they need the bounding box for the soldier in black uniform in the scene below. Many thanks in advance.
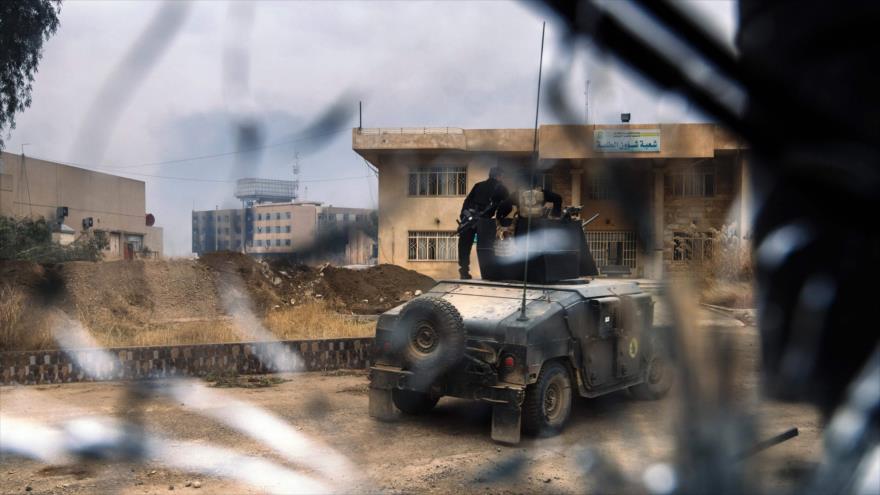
[457,167,509,279]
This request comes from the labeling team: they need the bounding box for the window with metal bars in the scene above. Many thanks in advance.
[407,166,467,196]
[407,231,459,261]
[673,231,714,262]
[585,231,638,269]
[587,169,616,200]
[665,164,716,197]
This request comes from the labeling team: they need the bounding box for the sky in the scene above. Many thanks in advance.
[4,0,737,256]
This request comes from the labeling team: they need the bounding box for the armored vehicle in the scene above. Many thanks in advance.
[368,214,671,444]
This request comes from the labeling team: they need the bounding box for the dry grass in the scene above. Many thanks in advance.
[0,284,26,350]
[0,284,56,352]
[701,281,755,309]
[2,300,375,351]
[263,301,375,340]
[91,301,374,348]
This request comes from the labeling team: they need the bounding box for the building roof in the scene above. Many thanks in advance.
[352,123,745,164]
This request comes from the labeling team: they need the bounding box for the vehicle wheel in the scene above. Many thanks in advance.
[629,354,673,400]
[392,389,439,415]
[396,296,466,379]
[522,361,572,437]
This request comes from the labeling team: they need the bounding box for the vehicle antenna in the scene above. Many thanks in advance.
[518,21,546,322]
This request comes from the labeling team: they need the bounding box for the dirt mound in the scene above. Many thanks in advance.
[197,251,285,312]
[320,264,436,313]
[60,260,223,327]
[1,254,436,350]
[195,251,435,314]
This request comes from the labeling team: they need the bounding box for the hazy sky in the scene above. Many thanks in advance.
[5,0,736,256]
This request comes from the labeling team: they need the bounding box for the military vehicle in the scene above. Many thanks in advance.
[368,210,671,444]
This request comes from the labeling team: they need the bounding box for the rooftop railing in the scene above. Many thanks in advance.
[357,127,464,135]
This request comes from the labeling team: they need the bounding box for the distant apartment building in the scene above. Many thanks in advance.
[0,151,163,259]
[192,201,376,266]
[191,208,252,253]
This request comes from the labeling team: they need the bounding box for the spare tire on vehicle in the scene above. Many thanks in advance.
[395,296,466,382]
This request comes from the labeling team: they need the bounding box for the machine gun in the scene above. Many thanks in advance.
[456,201,499,236]
[561,206,600,226]
[581,212,600,228]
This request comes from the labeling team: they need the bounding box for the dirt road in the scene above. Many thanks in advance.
[0,325,823,494]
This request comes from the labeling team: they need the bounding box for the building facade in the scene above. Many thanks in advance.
[0,152,163,259]
[192,202,376,266]
[353,124,749,280]
[191,207,252,254]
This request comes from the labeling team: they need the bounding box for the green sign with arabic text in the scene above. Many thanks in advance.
[593,129,661,153]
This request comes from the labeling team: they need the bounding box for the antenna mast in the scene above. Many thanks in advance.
[292,151,301,201]
[518,21,546,322]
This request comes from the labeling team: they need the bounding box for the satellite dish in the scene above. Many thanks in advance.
[145,213,156,227]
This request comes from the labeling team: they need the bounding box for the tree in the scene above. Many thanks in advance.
[0,0,62,150]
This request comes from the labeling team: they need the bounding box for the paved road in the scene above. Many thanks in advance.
[1,325,823,494]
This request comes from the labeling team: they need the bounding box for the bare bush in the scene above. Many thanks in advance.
[706,222,753,282]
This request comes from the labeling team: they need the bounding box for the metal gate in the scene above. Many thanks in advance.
[585,231,637,274]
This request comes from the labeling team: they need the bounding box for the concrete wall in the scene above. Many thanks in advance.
[144,226,164,256]
[0,337,373,386]
[0,152,154,259]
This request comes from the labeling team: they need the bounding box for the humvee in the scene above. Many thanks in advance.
[368,213,671,444]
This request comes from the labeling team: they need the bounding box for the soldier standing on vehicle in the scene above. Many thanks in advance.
[457,167,509,279]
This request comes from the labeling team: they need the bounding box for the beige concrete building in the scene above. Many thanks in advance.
[251,202,376,265]
[353,124,749,280]
[193,201,376,265]
[250,202,317,255]
[0,152,163,259]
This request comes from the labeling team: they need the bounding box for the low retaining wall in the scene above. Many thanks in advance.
[0,338,375,386]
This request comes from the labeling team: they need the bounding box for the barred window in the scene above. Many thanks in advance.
[665,165,716,197]
[585,231,637,269]
[408,231,458,261]
[673,231,714,262]
[587,170,615,200]
[408,166,467,196]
